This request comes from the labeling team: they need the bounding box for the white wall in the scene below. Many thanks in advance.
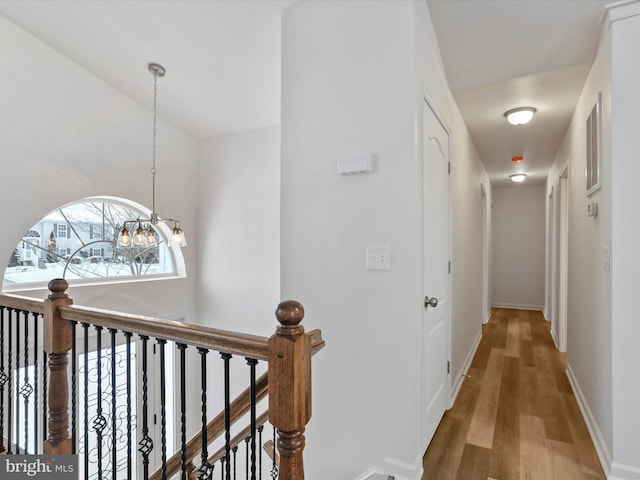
[609,3,640,477]
[491,184,545,310]
[0,15,199,320]
[545,10,614,475]
[281,1,489,478]
[414,0,492,400]
[197,126,281,335]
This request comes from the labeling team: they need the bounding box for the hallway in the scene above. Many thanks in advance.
[422,309,605,480]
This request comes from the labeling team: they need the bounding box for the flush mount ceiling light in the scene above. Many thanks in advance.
[504,107,537,126]
[510,173,527,183]
[117,63,187,249]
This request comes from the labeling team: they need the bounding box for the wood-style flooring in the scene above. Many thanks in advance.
[422,308,605,480]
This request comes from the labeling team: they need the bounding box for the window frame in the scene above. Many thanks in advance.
[2,196,186,292]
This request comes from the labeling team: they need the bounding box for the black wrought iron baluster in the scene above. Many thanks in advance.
[258,425,264,480]
[177,343,188,480]
[158,338,168,480]
[247,358,258,480]
[82,323,89,479]
[15,309,21,452]
[270,427,278,479]
[7,307,13,454]
[110,328,117,480]
[70,320,77,455]
[0,306,6,453]
[94,326,106,480]
[138,335,153,480]
[221,457,225,480]
[20,311,31,453]
[221,352,232,480]
[124,331,133,480]
[42,340,47,443]
[197,347,211,480]
[33,312,39,453]
[232,445,238,480]
[245,437,250,479]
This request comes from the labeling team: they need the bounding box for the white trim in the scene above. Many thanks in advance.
[550,327,559,350]
[383,454,424,480]
[610,462,640,480]
[353,467,384,480]
[565,363,612,478]
[491,303,543,311]
[606,0,640,24]
[450,328,482,407]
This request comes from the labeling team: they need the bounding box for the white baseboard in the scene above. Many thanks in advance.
[492,303,543,311]
[353,468,384,480]
[565,363,612,478]
[353,455,423,480]
[450,328,482,407]
[610,462,640,480]
[550,327,559,350]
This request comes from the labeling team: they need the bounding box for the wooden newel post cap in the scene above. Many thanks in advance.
[275,300,305,335]
[48,278,69,299]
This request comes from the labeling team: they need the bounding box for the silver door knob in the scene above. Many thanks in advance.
[424,296,438,308]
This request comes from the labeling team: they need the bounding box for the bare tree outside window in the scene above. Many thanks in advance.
[3,199,178,289]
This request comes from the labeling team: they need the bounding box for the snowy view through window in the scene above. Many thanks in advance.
[4,200,175,289]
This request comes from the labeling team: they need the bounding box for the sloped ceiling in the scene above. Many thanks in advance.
[0,0,610,185]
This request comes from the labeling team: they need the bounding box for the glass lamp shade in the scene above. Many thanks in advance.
[168,223,187,248]
[510,173,527,183]
[118,227,131,247]
[504,107,536,126]
[146,228,157,247]
[133,222,147,246]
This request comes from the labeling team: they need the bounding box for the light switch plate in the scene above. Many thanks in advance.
[366,245,391,271]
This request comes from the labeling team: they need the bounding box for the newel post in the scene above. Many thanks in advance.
[268,301,312,480]
[43,278,73,454]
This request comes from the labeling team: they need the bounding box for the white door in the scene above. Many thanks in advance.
[420,99,451,448]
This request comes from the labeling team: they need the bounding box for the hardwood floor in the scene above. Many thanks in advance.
[422,308,605,480]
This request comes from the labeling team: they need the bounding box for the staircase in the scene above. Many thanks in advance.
[0,278,324,480]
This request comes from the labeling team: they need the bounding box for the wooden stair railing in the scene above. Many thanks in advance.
[151,329,325,480]
[0,279,324,480]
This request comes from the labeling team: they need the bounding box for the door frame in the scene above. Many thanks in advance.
[419,91,452,452]
[481,182,490,324]
[557,164,570,352]
[546,187,556,341]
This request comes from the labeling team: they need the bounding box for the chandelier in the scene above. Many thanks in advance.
[117,63,187,249]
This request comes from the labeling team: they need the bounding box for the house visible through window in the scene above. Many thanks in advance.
[3,198,185,290]
[57,223,68,238]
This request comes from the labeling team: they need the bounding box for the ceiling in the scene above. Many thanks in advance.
[427,0,609,186]
[0,0,610,186]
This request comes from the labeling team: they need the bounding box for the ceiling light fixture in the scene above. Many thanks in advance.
[504,107,537,126]
[117,63,187,249]
[510,173,527,183]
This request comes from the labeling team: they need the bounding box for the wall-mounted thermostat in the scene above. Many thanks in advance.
[587,202,598,217]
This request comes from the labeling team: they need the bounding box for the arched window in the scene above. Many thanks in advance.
[3,197,185,291]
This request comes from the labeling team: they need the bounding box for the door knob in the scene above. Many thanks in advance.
[424,296,438,308]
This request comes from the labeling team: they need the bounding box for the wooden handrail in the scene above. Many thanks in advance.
[58,304,269,360]
[150,332,325,480]
[1,281,323,480]
[0,292,45,314]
